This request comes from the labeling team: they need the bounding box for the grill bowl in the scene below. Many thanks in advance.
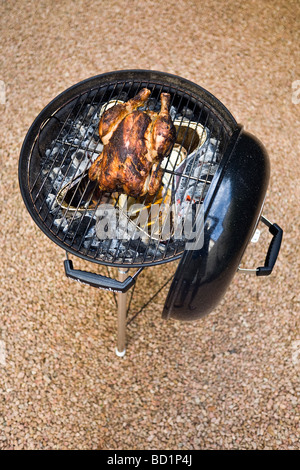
[19,70,237,268]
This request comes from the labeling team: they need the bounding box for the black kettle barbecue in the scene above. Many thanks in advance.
[18,70,283,355]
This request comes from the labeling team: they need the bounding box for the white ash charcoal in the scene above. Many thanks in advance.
[139,243,161,258]
[46,167,65,192]
[131,239,167,259]
[84,225,97,239]
[169,106,177,121]
[52,172,65,191]
[181,181,205,202]
[60,163,78,179]
[147,98,160,111]
[89,138,100,149]
[80,124,92,136]
[82,221,97,243]
[89,150,102,163]
[42,168,50,177]
[99,239,114,251]
[157,242,168,253]
[86,125,95,136]
[147,246,165,259]
[174,162,216,206]
[71,153,91,177]
[65,211,82,221]
[125,239,149,253]
[59,128,69,140]
[108,239,123,255]
[138,98,160,113]
[172,143,219,227]
[102,211,131,241]
[91,112,99,123]
[200,162,217,178]
[46,193,59,212]
[81,139,92,149]
[108,239,120,250]
[48,167,61,180]
[191,162,217,182]
[114,246,127,257]
[83,237,101,250]
[116,225,130,241]
[93,239,113,253]
[94,142,103,153]
[123,250,136,260]
[53,217,68,233]
[66,216,95,240]
[199,143,220,163]
[86,105,97,119]
[82,139,101,152]
[46,146,59,157]
[58,144,67,156]
[180,106,195,119]
[74,119,83,129]
[122,218,150,241]
[185,147,206,167]
[117,217,136,240]
[198,135,221,163]
[71,149,85,165]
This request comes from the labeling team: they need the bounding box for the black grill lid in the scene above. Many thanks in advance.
[19,70,238,268]
[163,129,271,320]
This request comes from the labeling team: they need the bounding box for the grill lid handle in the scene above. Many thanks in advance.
[238,215,283,276]
[256,215,283,276]
[64,256,142,292]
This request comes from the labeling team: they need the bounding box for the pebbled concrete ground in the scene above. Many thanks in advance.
[0,0,299,450]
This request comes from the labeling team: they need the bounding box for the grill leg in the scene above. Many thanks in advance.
[115,268,129,357]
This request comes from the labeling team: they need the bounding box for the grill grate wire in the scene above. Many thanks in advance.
[27,79,232,267]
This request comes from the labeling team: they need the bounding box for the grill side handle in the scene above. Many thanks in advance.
[64,257,141,293]
[259,218,283,276]
[239,215,283,276]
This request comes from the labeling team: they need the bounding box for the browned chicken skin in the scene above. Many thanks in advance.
[88,88,176,198]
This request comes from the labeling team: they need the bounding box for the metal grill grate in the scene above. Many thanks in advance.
[21,75,235,267]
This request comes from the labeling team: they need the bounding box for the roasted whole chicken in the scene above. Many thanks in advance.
[88,88,176,197]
